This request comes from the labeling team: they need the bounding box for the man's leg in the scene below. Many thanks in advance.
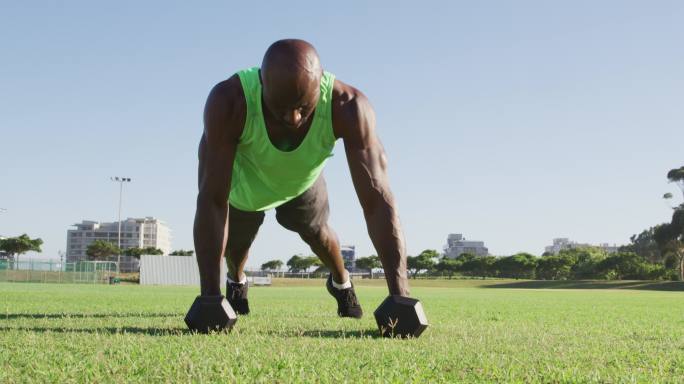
[275,175,363,318]
[226,204,265,281]
[275,175,347,283]
[225,204,265,314]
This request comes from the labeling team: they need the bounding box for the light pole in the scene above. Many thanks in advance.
[111,177,131,274]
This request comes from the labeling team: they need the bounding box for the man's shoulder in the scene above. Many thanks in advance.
[331,79,374,140]
[331,78,371,112]
[204,74,247,141]
[208,75,247,111]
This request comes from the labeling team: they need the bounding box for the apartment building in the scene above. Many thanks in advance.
[443,233,489,258]
[66,217,171,262]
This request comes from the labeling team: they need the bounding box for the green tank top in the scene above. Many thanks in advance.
[229,67,336,211]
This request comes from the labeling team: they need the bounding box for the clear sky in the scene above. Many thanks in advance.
[1,1,683,267]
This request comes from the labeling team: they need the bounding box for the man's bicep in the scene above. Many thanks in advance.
[197,82,241,205]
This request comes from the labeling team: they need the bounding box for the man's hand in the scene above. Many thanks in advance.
[335,83,410,296]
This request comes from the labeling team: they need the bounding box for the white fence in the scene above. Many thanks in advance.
[140,255,227,286]
[249,276,272,286]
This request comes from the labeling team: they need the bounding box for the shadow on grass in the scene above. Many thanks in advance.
[483,280,684,291]
[0,326,194,336]
[0,326,387,338]
[261,328,382,339]
[2,312,180,320]
[302,329,382,339]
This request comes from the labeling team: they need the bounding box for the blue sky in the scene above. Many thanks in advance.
[1,1,683,266]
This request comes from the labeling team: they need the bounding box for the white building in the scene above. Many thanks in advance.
[544,238,618,255]
[443,233,489,258]
[66,217,171,262]
[340,245,356,270]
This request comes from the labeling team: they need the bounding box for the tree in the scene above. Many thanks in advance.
[123,247,163,258]
[597,252,667,280]
[287,255,304,272]
[355,255,381,273]
[459,255,496,279]
[667,166,684,200]
[654,213,684,281]
[406,249,438,278]
[567,247,608,279]
[287,254,321,272]
[304,255,322,271]
[170,249,194,256]
[494,253,537,279]
[651,167,684,280]
[536,255,575,280]
[619,227,662,263]
[123,247,143,258]
[0,234,43,262]
[540,248,604,280]
[456,252,477,262]
[142,247,163,255]
[86,240,120,261]
[261,259,284,271]
[434,257,460,279]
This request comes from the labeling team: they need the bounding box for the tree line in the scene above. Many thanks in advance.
[256,243,679,281]
[402,247,675,281]
[0,235,194,262]
[260,204,683,282]
[83,240,194,259]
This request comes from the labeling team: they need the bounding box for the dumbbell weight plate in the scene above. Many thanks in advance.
[374,295,428,338]
[184,295,238,333]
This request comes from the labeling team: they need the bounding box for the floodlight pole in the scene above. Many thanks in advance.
[111,177,131,274]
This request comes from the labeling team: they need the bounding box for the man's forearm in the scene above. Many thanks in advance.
[364,201,410,296]
[193,197,228,296]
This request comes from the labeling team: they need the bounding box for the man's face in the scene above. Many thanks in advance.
[261,70,321,131]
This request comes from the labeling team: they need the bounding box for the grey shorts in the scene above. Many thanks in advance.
[227,175,330,250]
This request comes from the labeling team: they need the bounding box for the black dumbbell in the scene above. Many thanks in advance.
[374,295,428,338]
[184,295,238,333]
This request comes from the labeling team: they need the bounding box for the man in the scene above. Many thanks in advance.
[194,39,410,319]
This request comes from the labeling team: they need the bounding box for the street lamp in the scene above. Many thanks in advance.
[111,177,131,274]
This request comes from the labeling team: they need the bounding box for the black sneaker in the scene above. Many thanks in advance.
[226,280,250,315]
[326,274,363,319]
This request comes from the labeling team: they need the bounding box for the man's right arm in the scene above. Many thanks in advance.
[193,76,244,296]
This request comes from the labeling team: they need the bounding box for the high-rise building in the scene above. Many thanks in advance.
[544,238,618,255]
[66,217,171,262]
[443,233,489,258]
[340,245,356,271]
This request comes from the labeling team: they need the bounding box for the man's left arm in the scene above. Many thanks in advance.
[340,91,410,296]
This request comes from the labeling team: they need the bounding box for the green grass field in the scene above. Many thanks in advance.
[2,279,684,383]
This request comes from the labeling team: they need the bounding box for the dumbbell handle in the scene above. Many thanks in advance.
[193,294,226,304]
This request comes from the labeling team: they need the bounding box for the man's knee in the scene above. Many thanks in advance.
[298,224,329,245]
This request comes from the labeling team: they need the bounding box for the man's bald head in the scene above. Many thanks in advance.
[260,39,323,131]
[261,39,322,82]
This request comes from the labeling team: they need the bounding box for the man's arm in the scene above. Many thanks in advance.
[193,77,243,296]
[338,88,410,297]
